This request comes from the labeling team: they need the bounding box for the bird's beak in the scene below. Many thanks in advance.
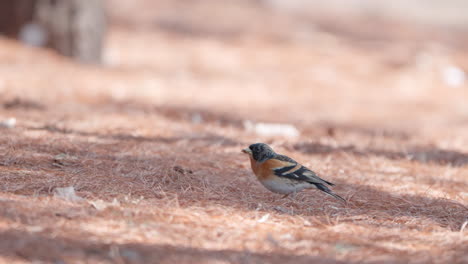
[242,148,252,155]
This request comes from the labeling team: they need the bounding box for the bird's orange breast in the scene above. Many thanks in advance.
[249,157,295,181]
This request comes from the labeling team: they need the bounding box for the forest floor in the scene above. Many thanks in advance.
[0,0,467,263]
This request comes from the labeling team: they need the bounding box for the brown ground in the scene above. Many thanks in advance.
[0,1,467,263]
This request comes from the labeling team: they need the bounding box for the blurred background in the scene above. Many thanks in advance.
[0,0,468,122]
[1,0,467,128]
[1,1,467,263]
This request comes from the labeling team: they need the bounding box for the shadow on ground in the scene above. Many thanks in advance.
[293,142,468,167]
[0,201,465,264]
[0,228,343,264]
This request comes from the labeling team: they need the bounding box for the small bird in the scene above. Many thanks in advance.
[242,143,346,203]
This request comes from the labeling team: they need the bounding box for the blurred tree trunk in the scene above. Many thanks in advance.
[0,0,106,64]
[0,0,35,37]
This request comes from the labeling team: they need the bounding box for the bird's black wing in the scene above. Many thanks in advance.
[272,155,334,186]
[272,155,346,203]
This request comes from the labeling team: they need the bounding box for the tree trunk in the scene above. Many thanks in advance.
[0,0,35,37]
[0,0,106,64]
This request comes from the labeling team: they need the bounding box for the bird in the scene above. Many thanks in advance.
[242,143,346,203]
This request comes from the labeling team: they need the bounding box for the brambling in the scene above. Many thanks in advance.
[242,143,346,203]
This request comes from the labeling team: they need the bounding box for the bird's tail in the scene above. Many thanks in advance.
[314,183,347,203]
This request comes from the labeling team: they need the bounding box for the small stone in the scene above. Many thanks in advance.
[53,186,84,202]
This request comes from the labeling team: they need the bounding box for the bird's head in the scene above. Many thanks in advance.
[242,143,276,162]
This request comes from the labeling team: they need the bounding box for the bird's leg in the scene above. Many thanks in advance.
[282,191,297,201]
[292,191,297,199]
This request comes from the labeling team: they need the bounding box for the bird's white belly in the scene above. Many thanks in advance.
[260,179,312,194]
